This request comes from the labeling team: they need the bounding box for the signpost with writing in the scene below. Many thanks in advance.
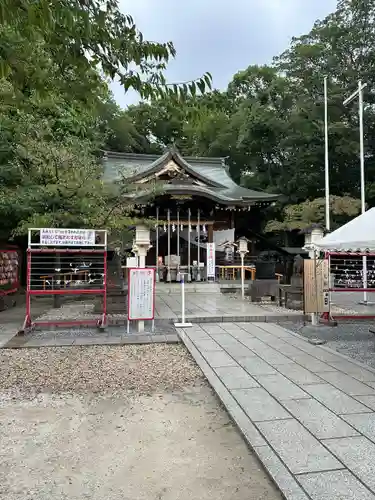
[206,243,216,280]
[40,228,96,247]
[127,268,155,331]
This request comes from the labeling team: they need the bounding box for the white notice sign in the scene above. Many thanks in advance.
[40,228,96,246]
[206,243,216,279]
[128,268,155,320]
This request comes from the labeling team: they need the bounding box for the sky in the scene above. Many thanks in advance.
[113,0,338,108]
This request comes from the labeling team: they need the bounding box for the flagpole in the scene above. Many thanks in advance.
[324,76,330,232]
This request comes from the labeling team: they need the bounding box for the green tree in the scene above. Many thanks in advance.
[265,196,362,233]
[0,0,212,99]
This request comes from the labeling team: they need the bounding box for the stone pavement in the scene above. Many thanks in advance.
[155,293,302,322]
[180,322,375,500]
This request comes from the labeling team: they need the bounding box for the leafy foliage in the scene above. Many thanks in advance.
[122,0,375,225]
[0,0,213,239]
[265,196,362,232]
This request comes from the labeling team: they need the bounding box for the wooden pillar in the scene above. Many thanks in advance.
[230,210,234,229]
[208,224,213,243]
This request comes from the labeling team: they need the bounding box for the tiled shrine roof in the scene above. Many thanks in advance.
[102,148,281,206]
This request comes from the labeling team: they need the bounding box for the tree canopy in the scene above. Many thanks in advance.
[0,0,212,239]
[120,0,375,229]
[2,0,374,240]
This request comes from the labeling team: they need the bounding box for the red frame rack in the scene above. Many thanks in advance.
[21,229,108,333]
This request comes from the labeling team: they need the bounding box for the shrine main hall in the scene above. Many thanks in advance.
[103,147,280,281]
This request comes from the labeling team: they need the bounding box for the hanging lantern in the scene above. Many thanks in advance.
[202,224,207,233]
[180,224,183,231]
[172,224,176,232]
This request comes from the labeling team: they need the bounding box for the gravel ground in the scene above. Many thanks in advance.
[0,344,202,397]
[0,344,281,500]
[279,320,375,369]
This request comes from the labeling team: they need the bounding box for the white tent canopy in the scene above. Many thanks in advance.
[313,207,375,252]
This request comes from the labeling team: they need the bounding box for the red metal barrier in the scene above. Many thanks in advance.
[21,228,108,333]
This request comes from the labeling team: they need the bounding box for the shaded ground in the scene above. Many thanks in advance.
[0,344,281,500]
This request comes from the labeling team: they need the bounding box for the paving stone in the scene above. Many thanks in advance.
[121,335,152,344]
[231,387,291,421]
[151,334,167,343]
[255,374,309,400]
[328,361,375,383]
[254,445,310,500]
[283,398,359,439]
[343,413,375,442]
[298,470,375,500]
[271,343,307,358]
[276,363,325,386]
[200,324,225,334]
[323,436,375,492]
[185,329,208,340]
[253,322,294,338]
[252,346,295,366]
[291,354,337,372]
[225,329,255,342]
[318,371,375,396]
[237,356,278,376]
[223,397,267,447]
[306,349,344,364]
[257,419,343,474]
[192,338,222,351]
[238,337,269,351]
[209,333,240,347]
[356,395,375,411]
[215,366,260,390]
[200,350,238,367]
[303,383,372,415]
[165,334,180,343]
[223,342,256,358]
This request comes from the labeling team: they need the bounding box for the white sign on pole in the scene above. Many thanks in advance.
[40,228,96,246]
[128,268,155,320]
[206,242,216,278]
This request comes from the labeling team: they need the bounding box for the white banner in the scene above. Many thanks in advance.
[128,268,155,320]
[40,228,96,247]
[213,229,235,248]
[206,243,216,278]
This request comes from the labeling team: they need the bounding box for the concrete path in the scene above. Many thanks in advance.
[180,322,375,500]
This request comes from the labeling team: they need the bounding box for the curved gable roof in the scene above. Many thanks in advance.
[102,149,281,205]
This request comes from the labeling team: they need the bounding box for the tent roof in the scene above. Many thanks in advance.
[313,207,375,252]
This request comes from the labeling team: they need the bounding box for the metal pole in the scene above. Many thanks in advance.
[343,80,368,304]
[241,253,245,300]
[197,209,201,281]
[167,208,171,282]
[155,206,159,282]
[187,208,192,282]
[359,80,368,304]
[181,275,185,324]
[177,208,181,281]
[324,77,330,232]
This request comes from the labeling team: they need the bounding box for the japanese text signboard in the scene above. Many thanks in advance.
[40,228,96,247]
[128,268,155,320]
[206,243,216,279]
